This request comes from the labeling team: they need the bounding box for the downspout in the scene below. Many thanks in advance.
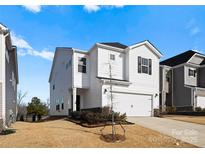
[171,68,174,107]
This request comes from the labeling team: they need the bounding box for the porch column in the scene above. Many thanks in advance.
[72,87,76,111]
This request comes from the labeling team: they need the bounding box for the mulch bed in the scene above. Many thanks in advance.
[66,118,134,128]
[100,134,126,143]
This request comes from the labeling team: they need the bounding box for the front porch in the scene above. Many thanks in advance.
[71,88,87,112]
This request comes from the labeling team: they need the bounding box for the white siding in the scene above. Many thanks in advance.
[97,48,125,80]
[184,66,197,86]
[50,48,73,116]
[73,52,90,88]
[101,44,160,111]
[83,47,102,109]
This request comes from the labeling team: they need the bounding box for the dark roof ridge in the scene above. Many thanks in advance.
[99,42,128,49]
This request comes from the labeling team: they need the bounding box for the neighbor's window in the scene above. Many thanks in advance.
[166,70,171,82]
[78,57,86,73]
[53,84,55,90]
[61,103,64,110]
[188,69,196,77]
[138,56,152,75]
[66,59,72,70]
[56,104,60,111]
[110,54,115,60]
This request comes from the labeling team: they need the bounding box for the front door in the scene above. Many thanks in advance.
[76,95,80,111]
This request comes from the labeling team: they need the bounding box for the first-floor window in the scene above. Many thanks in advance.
[61,103,64,110]
[56,104,60,111]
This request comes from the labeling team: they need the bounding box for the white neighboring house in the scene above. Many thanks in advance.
[0,23,18,131]
[49,41,162,117]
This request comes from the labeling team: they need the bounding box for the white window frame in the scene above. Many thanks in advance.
[78,57,87,73]
[188,68,196,77]
[141,58,149,74]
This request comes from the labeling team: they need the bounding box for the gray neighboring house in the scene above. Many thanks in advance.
[160,50,205,112]
[0,23,18,132]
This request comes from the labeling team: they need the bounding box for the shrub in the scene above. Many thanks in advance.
[71,107,127,124]
[166,106,176,113]
[70,111,82,120]
[202,108,205,112]
[195,107,202,112]
[154,108,160,117]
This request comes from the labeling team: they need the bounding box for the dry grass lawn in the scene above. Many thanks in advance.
[165,115,205,125]
[0,119,196,148]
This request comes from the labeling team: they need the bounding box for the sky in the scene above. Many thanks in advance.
[0,5,205,103]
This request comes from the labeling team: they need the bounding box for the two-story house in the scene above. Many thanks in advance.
[0,23,18,132]
[49,40,162,117]
[160,50,205,112]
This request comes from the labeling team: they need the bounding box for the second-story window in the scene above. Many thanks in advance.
[138,56,152,75]
[110,54,115,60]
[53,84,55,90]
[188,69,196,77]
[78,57,86,73]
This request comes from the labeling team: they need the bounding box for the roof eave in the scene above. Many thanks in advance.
[129,40,163,58]
[96,43,125,52]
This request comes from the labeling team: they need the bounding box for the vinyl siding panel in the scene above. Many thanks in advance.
[49,49,73,116]
[83,48,102,109]
[73,52,90,88]
[173,66,192,107]
[198,67,205,88]
[184,66,197,86]
[97,48,125,80]
[5,50,17,126]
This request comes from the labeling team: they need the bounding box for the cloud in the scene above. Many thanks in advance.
[23,5,41,13]
[186,19,200,36]
[190,27,200,36]
[83,5,124,13]
[83,5,100,13]
[11,32,54,61]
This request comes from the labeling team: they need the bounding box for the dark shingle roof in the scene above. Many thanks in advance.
[160,50,197,67]
[100,42,128,49]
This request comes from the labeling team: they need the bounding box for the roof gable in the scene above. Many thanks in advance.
[129,40,163,58]
[160,50,205,67]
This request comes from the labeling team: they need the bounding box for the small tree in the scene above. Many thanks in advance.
[27,97,48,121]
[101,57,126,141]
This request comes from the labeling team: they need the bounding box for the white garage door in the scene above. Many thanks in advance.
[197,96,205,109]
[113,93,152,116]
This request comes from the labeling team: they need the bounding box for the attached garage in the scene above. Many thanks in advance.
[112,92,152,116]
[197,96,205,109]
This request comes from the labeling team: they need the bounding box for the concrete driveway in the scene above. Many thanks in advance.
[127,117,205,147]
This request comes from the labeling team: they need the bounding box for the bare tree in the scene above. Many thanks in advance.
[101,56,125,141]
[108,62,116,140]
[17,90,28,105]
[16,90,28,121]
